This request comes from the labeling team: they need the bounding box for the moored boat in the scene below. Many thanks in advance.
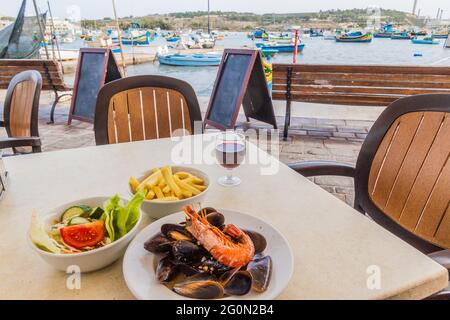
[411,36,440,45]
[256,42,305,53]
[432,31,449,39]
[374,32,392,38]
[335,32,373,43]
[157,53,221,66]
[391,32,412,40]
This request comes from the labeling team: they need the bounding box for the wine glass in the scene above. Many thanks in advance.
[215,132,246,187]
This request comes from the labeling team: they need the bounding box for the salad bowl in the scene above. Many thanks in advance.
[29,196,144,273]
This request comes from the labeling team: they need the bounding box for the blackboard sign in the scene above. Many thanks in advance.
[68,48,122,124]
[205,49,277,130]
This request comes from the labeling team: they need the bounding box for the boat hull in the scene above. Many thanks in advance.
[411,39,439,45]
[336,32,373,43]
[257,44,305,53]
[158,54,221,66]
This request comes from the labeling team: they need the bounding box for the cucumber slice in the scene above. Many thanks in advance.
[61,205,92,222]
[68,216,91,226]
[89,207,105,220]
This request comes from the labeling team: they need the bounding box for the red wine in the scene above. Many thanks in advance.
[215,142,246,169]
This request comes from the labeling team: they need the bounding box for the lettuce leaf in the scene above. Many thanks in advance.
[115,189,146,239]
[29,212,62,254]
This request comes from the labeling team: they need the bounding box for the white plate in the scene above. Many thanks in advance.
[123,209,294,300]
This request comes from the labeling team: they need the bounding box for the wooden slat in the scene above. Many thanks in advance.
[154,88,171,138]
[141,88,158,140]
[272,64,450,75]
[399,115,450,230]
[271,92,397,106]
[168,90,187,135]
[111,92,131,143]
[384,113,446,219]
[0,59,59,67]
[107,100,117,144]
[434,204,450,248]
[272,77,450,89]
[9,81,34,137]
[127,89,145,142]
[369,112,424,208]
[272,85,450,96]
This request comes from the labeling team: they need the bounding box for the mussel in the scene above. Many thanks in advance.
[244,230,267,254]
[201,207,218,215]
[172,240,208,264]
[161,224,192,241]
[193,258,231,274]
[156,257,178,283]
[206,212,225,228]
[247,255,272,292]
[222,271,252,296]
[173,274,224,299]
[144,233,172,254]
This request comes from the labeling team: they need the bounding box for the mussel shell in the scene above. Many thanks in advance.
[172,240,208,264]
[156,257,178,283]
[161,224,192,241]
[247,255,272,292]
[206,212,225,228]
[244,230,267,254]
[173,280,224,299]
[144,233,172,254]
[223,271,252,296]
[194,258,231,274]
[201,207,218,215]
[176,262,203,277]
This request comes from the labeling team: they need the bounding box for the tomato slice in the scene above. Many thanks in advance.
[60,221,105,249]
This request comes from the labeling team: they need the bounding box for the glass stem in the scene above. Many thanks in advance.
[226,170,233,181]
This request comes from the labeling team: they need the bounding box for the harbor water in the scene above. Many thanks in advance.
[61,33,450,97]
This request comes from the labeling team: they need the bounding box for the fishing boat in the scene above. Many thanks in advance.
[249,28,268,40]
[432,31,450,39]
[411,36,440,45]
[391,32,412,40]
[335,32,373,43]
[157,53,222,66]
[374,32,392,38]
[256,42,305,53]
[374,23,394,38]
[309,29,324,37]
[166,36,181,42]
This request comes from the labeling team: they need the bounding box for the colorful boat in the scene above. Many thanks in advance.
[249,28,268,39]
[256,43,305,53]
[391,32,412,40]
[432,31,449,39]
[166,36,181,42]
[335,32,373,43]
[157,53,221,66]
[374,32,392,38]
[411,36,440,45]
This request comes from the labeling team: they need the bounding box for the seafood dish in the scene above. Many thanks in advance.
[144,206,272,299]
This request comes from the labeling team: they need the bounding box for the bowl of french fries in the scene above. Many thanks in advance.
[129,166,209,219]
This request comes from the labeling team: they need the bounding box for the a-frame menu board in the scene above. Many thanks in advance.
[205,49,277,130]
[68,48,122,124]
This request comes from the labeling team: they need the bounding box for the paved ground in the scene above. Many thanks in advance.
[1,91,377,207]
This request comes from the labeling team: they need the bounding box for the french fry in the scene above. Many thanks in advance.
[161,166,182,198]
[138,170,162,191]
[152,186,165,199]
[145,190,156,200]
[181,190,193,198]
[158,179,167,188]
[129,176,140,193]
[191,184,207,192]
[162,185,171,194]
[173,175,201,196]
[174,172,192,180]
[158,196,180,202]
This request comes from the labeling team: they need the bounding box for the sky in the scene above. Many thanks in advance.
[1,0,449,20]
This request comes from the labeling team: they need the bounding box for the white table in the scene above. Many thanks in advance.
[0,134,447,299]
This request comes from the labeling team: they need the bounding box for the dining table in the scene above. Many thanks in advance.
[0,133,447,300]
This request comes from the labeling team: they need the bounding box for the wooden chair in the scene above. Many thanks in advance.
[0,70,42,154]
[288,94,450,299]
[94,75,202,145]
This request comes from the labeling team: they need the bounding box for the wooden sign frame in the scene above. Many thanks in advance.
[204,49,277,131]
[68,48,122,124]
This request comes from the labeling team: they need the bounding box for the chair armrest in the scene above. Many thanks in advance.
[429,250,450,271]
[0,137,41,149]
[288,161,356,178]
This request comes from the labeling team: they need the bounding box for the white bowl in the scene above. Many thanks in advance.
[29,197,143,273]
[129,166,210,220]
[123,208,294,300]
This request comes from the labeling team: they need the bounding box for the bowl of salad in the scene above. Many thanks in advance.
[29,190,146,272]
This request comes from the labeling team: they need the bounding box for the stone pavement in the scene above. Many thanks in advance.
[1,93,376,207]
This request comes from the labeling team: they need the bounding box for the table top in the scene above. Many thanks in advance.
[0,134,447,300]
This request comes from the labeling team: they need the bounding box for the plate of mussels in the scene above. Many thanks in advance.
[123,206,294,300]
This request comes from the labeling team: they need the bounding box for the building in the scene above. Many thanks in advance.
[0,19,13,30]
[45,17,81,35]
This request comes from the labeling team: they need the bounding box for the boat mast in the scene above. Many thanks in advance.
[32,0,50,59]
[112,0,127,76]
[207,0,211,35]
[47,1,65,74]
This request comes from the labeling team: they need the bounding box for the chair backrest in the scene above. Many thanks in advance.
[355,94,450,253]
[0,59,69,91]
[94,75,202,145]
[3,70,42,139]
[272,64,450,106]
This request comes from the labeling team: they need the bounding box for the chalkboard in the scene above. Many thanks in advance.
[68,48,122,124]
[205,49,276,130]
